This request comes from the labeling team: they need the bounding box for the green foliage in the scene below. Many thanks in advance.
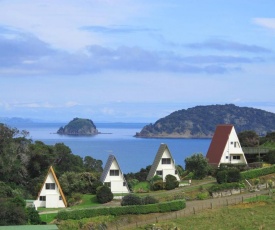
[238,130,259,147]
[68,193,82,206]
[142,195,159,205]
[241,165,275,180]
[121,194,142,206]
[264,150,275,164]
[185,153,209,179]
[165,174,179,190]
[151,181,165,191]
[96,186,113,204]
[197,191,210,200]
[135,104,275,138]
[208,182,245,193]
[0,198,27,226]
[83,156,103,172]
[57,118,98,135]
[56,200,186,220]
[216,168,241,184]
[125,165,151,182]
[91,180,103,195]
[26,207,41,225]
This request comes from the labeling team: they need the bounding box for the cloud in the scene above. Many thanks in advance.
[0,27,265,76]
[185,39,272,53]
[0,26,55,67]
[253,18,275,31]
[81,25,157,34]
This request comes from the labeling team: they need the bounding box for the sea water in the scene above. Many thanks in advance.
[11,122,211,173]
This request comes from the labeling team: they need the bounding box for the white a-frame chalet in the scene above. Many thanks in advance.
[147,143,180,181]
[206,124,248,167]
[100,154,130,194]
[34,166,67,209]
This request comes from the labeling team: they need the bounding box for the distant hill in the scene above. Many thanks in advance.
[57,118,99,135]
[135,104,275,138]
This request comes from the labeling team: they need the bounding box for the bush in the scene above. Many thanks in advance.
[96,186,113,204]
[90,181,103,195]
[121,194,142,206]
[68,193,82,206]
[26,207,41,225]
[142,195,158,205]
[165,174,179,190]
[216,168,241,184]
[151,181,164,191]
[241,165,275,180]
[208,182,245,194]
[56,200,186,220]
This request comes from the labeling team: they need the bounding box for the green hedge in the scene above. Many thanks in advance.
[241,165,275,180]
[56,200,186,220]
[208,182,245,193]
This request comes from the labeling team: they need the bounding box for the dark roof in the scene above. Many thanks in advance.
[146,143,173,180]
[100,154,115,182]
[206,124,233,166]
[100,154,130,191]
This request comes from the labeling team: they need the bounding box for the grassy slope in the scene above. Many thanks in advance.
[136,196,275,230]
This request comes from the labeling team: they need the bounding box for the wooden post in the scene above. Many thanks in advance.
[193,207,196,214]
[211,202,213,209]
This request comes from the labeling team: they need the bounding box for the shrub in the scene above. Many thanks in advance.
[96,186,113,204]
[68,193,82,206]
[151,181,164,191]
[241,165,275,180]
[26,207,41,225]
[216,168,241,184]
[90,181,103,195]
[142,195,158,205]
[165,174,179,190]
[121,194,142,206]
[197,191,209,200]
[56,200,186,220]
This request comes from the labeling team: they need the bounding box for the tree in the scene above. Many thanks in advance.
[185,153,209,179]
[84,156,103,172]
[165,174,179,190]
[96,186,113,204]
[216,167,241,184]
[238,130,259,147]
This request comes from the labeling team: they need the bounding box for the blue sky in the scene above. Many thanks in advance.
[1,0,275,122]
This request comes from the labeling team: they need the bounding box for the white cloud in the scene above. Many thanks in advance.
[253,18,275,31]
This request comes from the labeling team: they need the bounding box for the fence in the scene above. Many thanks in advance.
[107,190,269,229]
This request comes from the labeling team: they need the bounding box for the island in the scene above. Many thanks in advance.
[57,118,99,135]
[135,104,275,138]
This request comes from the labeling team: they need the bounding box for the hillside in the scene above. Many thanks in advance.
[135,104,275,138]
[57,118,99,135]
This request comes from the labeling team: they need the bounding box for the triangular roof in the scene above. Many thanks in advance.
[100,154,130,190]
[206,124,233,166]
[147,143,176,180]
[36,166,67,207]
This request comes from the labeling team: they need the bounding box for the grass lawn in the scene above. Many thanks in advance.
[135,198,275,230]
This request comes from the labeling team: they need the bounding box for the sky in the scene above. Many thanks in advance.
[1,0,275,123]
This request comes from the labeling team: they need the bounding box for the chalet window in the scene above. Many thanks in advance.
[59,196,62,200]
[46,183,55,190]
[156,170,163,176]
[162,158,171,164]
[226,156,228,159]
[123,182,126,186]
[231,142,233,145]
[110,170,119,176]
[104,182,111,187]
[175,170,178,174]
[39,196,46,201]
[233,156,240,160]
[234,142,240,148]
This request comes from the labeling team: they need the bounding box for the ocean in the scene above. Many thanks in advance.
[11,122,211,173]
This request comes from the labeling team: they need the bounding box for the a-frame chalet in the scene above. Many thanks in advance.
[206,124,247,167]
[100,154,130,193]
[147,143,180,181]
[34,166,67,209]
